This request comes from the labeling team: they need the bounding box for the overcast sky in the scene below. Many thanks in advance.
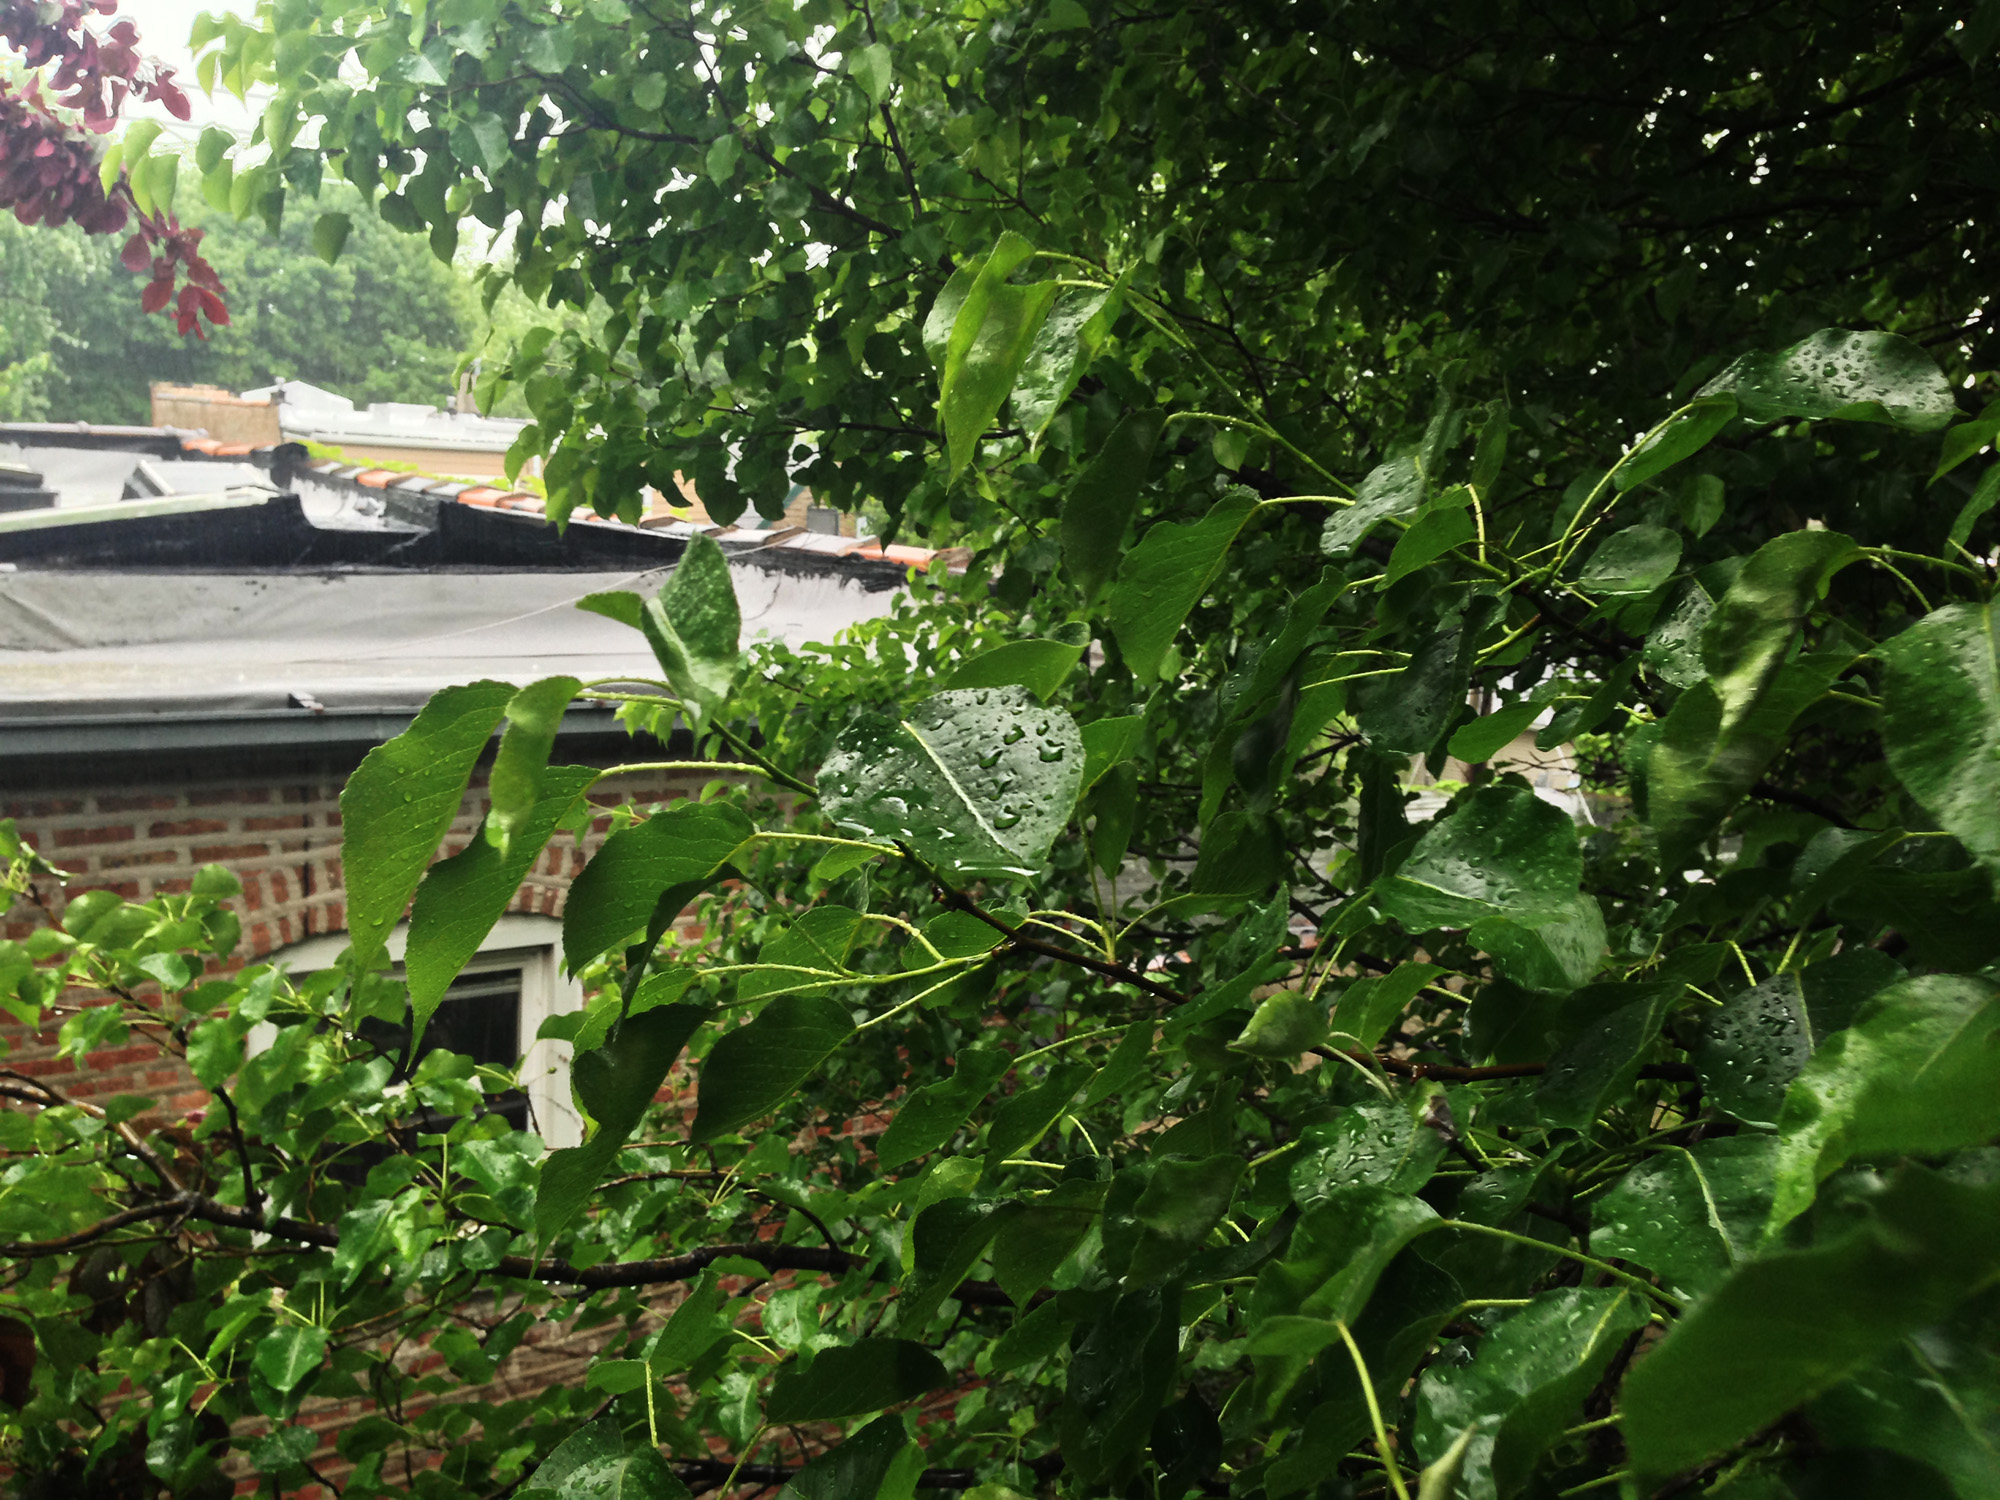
[121,0,263,141]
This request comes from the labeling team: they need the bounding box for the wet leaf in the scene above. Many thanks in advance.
[1289,1086,1447,1205]
[943,639,1086,702]
[1808,1285,2000,1500]
[878,1044,1011,1169]
[1698,328,1956,431]
[1577,522,1682,594]
[639,535,741,724]
[1625,1166,2000,1481]
[1694,973,1814,1128]
[340,680,514,971]
[1322,456,1423,557]
[690,996,854,1142]
[1412,1289,1649,1500]
[819,687,1085,881]
[1378,785,1583,933]
[1878,601,2000,893]
[766,1339,947,1422]
[1613,395,1736,490]
[1106,489,1260,681]
[537,1005,710,1243]
[1766,974,2000,1235]
[562,801,752,972]
[1590,1136,1779,1298]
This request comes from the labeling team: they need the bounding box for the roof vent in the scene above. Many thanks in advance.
[0,462,58,513]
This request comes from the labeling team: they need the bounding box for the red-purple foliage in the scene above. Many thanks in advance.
[0,0,224,336]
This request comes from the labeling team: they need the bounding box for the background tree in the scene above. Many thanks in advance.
[0,177,476,423]
[4,4,2000,1500]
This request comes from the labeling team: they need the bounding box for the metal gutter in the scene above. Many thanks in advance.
[0,488,273,534]
[0,702,632,760]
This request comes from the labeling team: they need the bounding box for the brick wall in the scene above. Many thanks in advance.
[0,759,727,1496]
[0,763,709,1109]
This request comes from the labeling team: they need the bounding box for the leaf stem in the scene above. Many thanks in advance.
[1334,1320,1413,1500]
[1438,1221,1685,1311]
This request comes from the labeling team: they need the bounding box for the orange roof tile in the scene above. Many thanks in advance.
[179,436,225,455]
[354,470,401,489]
[457,487,506,507]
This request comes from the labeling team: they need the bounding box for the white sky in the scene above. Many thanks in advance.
[118,0,264,141]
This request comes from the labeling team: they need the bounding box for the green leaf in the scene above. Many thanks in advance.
[902,1201,1024,1328]
[195,124,231,173]
[1698,328,1957,432]
[1378,785,1582,933]
[983,1061,1091,1165]
[1412,1289,1650,1498]
[1321,457,1422,558]
[878,1043,1010,1169]
[1646,648,1853,871]
[1946,462,2000,551]
[1535,982,1678,1130]
[1576,522,1682,594]
[1078,715,1144,790]
[340,681,514,971]
[738,905,867,1001]
[1383,496,1475,588]
[847,41,893,105]
[935,232,1060,476]
[766,1339,947,1423]
[1446,690,1554,765]
[253,1324,327,1394]
[1015,282,1124,450]
[1353,612,1473,758]
[1878,601,2000,893]
[689,995,853,1142]
[1808,1285,2000,1500]
[1289,1086,1448,1204]
[818,687,1085,881]
[488,676,583,857]
[1058,1287,1180,1489]
[1701,529,1859,733]
[121,119,164,163]
[1106,489,1259,681]
[312,211,352,264]
[991,1178,1104,1305]
[1693,973,1814,1128]
[561,800,751,973]
[639,535,740,724]
[1127,1154,1244,1283]
[1614,396,1736,491]
[560,1448,692,1499]
[1766,975,2000,1235]
[1624,1166,2000,1481]
[1642,582,1714,689]
[1252,1185,1440,1330]
[1469,891,1607,993]
[407,765,593,1043]
[1329,962,1445,1051]
[646,1268,728,1374]
[705,132,741,183]
[527,1421,627,1492]
[1590,1136,1779,1299]
[778,1416,913,1500]
[536,1005,710,1244]
[1062,408,1164,603]
[1930,401,2000,483]
[942,639,1085,701]
[1229,993,1327,1059]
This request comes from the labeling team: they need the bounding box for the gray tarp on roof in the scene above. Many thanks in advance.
[0,564,896,718]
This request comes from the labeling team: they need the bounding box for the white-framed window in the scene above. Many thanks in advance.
[259,914,585,1149]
